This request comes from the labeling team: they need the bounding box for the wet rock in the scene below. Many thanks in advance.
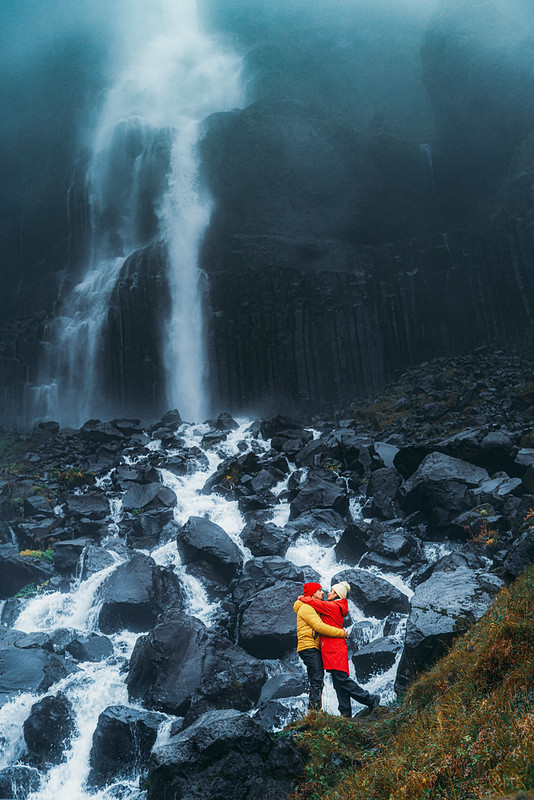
[127,613,265,723]
[289,469,349,520]
[97,552,184,634]
[365,467,402,519]
[52,538,95,579]
[240,520,292,557]
[23,495,55,517]
[63,492,110,520]
[80,419,125,443]
[88,705,166,788]
[147,708,301,800]
[213,412,239,431]
[331,568,410,618]
[254,699,305,730]
[23,693,75,768]
[0,545,55,599]
[395,561,504,693]
[0,765,41,798]
[352,637,401,683]
[399,452,489,526]
[238,580,302,658]
[177,516,243,583]
[0,634,71,707]
[502,527,534,581]
[122,509,175,548]
[258,673,307,705]
[122,482,177,512]
[285,508,345,540]
[232,556,319,606]
[65,632,114,662]
[333,523,371,565]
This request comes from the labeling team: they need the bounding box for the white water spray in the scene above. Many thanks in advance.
[32,0,243,426]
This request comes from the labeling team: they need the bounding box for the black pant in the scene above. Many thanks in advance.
[299,648,324,710]
[329,669,374,717]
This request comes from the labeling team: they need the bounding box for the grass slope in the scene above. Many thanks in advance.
[286,567,534,800]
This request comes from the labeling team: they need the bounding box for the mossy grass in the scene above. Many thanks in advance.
[288,567,534,800]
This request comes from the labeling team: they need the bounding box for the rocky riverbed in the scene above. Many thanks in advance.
[1,346,534,799]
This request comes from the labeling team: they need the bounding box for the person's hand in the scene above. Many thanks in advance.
[343,630,349,639]
[298,595,304,601]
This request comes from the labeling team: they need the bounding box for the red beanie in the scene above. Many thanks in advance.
[303,582,322,596]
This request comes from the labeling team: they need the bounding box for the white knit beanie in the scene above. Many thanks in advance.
[331,581,350,599]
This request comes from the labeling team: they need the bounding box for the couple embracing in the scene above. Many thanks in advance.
[294,581,380,718]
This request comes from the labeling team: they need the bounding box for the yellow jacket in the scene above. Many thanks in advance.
[293,599,347,652]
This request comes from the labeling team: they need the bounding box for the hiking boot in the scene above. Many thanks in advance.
[368,693,381,712]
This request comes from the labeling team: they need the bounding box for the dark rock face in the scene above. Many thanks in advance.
[399,452,489,527]
[98,242,171,421]
[395,559,504,693]
[177,516,243,583]
[0,632,71,707]
[289,470,349,521]
[23,693,76,768]
[97,552,184,634]
[0,546,55,599]
[352,637,401,684]
[231,556,317,606]
[88,705,166,788]
[238,581,303,658]
[65,632,114,662]
[147,708,302,800]
[240,520,292,558]
[126,613,266,722]
[331,568,410,618]
[0,765,41,799]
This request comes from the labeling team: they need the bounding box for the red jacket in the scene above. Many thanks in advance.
[299,596,349,673]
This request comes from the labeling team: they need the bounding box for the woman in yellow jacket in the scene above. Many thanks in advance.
[293,581,348,710]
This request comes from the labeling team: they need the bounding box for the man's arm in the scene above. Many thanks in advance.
[299,596,336,614]
[299,604,347,638]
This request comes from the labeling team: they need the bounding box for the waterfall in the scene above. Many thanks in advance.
[31,0,243,427]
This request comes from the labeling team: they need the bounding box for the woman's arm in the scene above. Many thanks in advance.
[298,596,337,614]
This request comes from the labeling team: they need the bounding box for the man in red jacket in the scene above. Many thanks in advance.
[298,581,380,718]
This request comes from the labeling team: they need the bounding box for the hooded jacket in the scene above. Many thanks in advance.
[298,596,350,673]
[293,599,347,652]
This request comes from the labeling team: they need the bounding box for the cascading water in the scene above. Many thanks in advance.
[31,0,243,427]
[0,419,429,800]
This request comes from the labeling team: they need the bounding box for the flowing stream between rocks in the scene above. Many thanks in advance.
[0,418,446,800]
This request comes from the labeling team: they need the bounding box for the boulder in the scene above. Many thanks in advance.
[352,637,401,683]
[0,633,71,707]
[23,693,75,767]
[258,673,307,706]
[395,561,504,693]
[232,556,319,606]
[87,705,166,787]
[289,470,349,520]
[254,700,305,731]
[127,612,266,722]
[0,545,55,599]
[65,632,114,662]
[80,419,124,442]
[399,452,489,526]
[213,412,239,431]
[333,523,371,565]
[0,766,41,798]
[97,553,184,634]
[122,482,177,512]
[147,708,301,800]
[502,527,534,582]
[240,520,292,557]
[62,492,110,520]
[330,568,410,618]
[285,508,346,540]
[366,467,402,519]
[177,516,243,582]
[52,538,94,578]
[238,580,302,658]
